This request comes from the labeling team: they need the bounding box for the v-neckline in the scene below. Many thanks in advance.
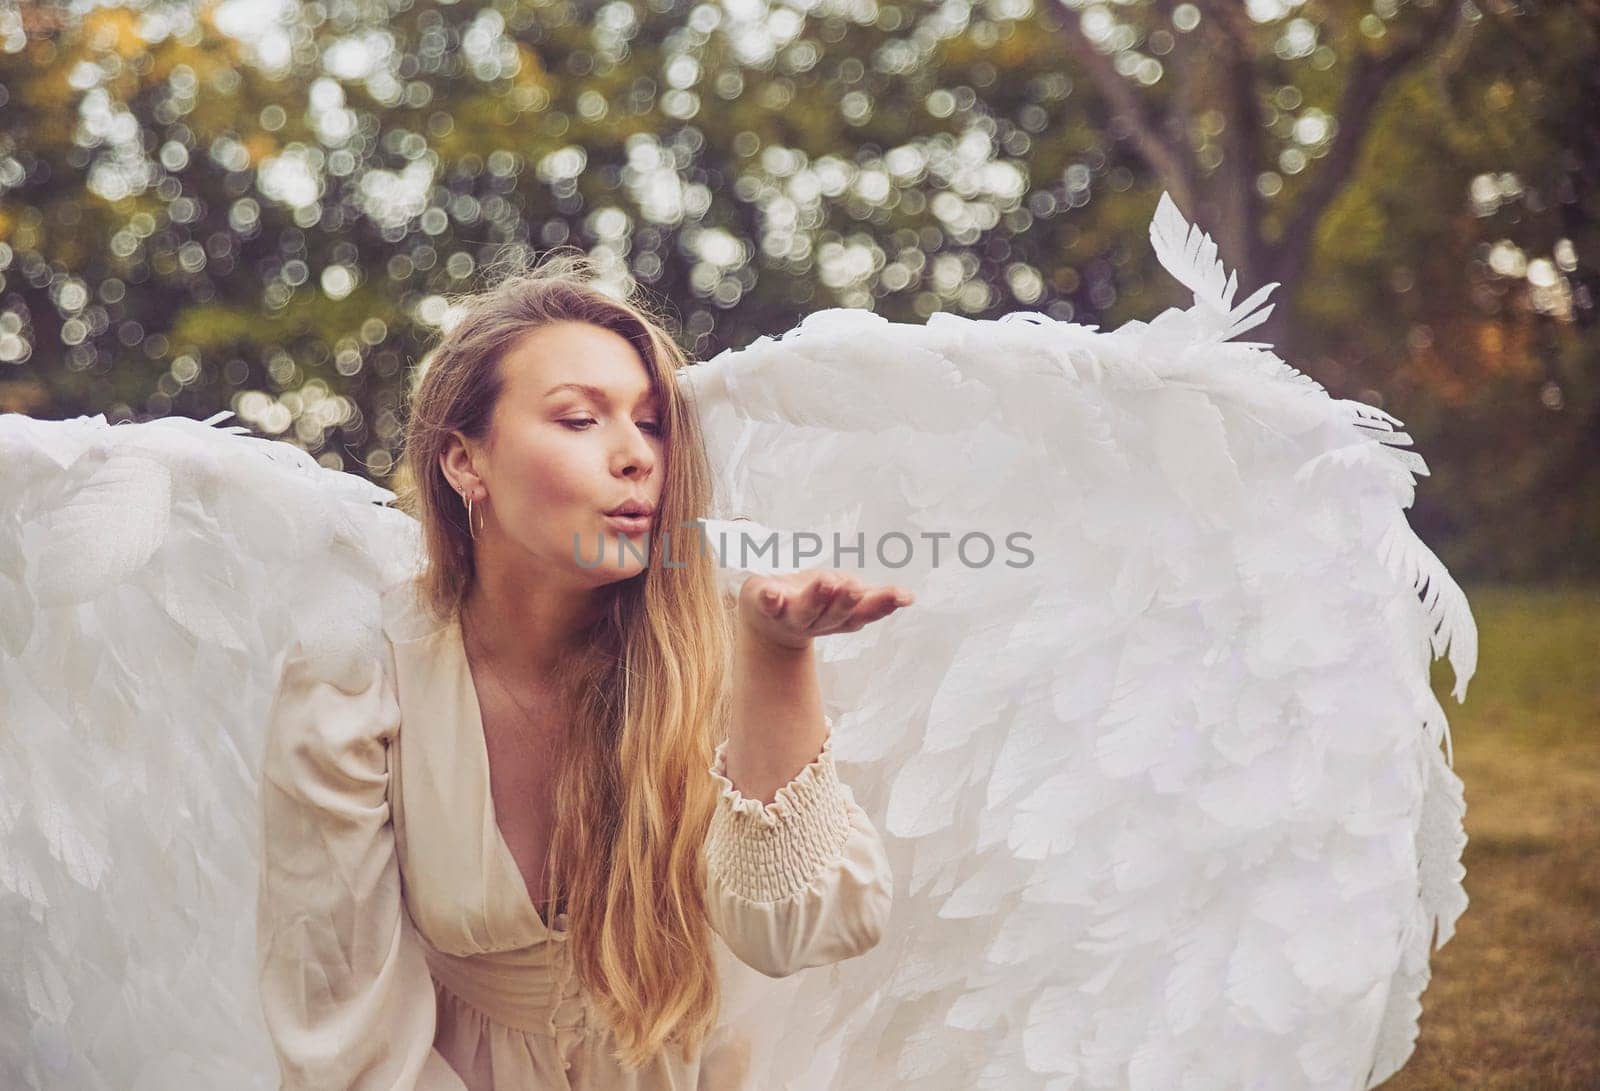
[448,616,568,937]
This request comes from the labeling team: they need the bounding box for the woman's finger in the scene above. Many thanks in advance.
[855,586,903,619]
[820,583,907,634]
[757,582,787,618]
[791,573,839,629]
[811,579,864,633]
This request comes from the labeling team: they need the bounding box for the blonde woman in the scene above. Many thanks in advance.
[255,256,911,1089]
[5,196,1474,1090]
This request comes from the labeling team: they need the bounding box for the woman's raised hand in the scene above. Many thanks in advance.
[737,569,914,650]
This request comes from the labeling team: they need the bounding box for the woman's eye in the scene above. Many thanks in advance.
[561,417,661,434]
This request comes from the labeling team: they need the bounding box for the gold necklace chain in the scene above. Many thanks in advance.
[461,606,570,922]
[460,605,556,753]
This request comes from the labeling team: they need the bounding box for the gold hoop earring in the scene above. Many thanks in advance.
[461,490,480,543]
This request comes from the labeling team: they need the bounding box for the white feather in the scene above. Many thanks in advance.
[1149,192,1281,342]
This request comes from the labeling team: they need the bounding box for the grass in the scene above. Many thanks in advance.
[1384,584,1600,1089]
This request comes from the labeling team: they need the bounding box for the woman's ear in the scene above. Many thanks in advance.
[440,431,484,499]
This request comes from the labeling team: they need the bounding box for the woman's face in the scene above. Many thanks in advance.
[457,320,667,587]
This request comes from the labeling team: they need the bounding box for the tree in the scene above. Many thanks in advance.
[0,0,1593,578]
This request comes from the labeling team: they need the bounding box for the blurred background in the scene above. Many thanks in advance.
[0,0,1594,1085]
[0,0,1595,581]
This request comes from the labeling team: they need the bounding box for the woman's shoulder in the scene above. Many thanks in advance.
[380,572,453,647]
[270,600,404,756]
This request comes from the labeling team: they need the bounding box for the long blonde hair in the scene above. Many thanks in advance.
[396,251,734,1068]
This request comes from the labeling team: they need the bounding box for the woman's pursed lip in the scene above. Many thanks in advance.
[603,512,653,528]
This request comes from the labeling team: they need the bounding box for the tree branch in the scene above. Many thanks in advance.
[1269,0,1470,289]
[1195,0,1267,281]
[1153,0,1201,186]
[1052,6,1197,211]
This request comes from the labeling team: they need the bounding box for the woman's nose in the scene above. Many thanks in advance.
[614,423,657,476]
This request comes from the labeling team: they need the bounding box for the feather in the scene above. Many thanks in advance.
[1376,513,1478,709]
[1148,192,1281,343]
[0,411,414,1088]
[680,194,1473,1088]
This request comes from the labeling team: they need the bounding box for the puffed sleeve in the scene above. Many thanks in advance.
[256,643,466,1090]
[703,717,893,979]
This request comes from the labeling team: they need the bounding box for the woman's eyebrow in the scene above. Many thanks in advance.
[544,382,659,407]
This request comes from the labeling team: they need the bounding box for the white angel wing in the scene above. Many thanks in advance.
[679,193,1474,1089]
[0,412,421,1089]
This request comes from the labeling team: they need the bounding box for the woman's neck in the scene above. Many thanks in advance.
[460,557,609,680]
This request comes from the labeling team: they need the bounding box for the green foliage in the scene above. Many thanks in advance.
[0,0,1592,578]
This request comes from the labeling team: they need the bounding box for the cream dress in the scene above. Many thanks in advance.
[255,578,894,1090]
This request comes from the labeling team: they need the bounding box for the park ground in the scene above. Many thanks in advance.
[1386,585,1599,1089]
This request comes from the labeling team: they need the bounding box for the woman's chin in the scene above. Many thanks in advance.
[572,535,651,581]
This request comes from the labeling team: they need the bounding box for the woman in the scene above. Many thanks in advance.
[254,254,913,1089]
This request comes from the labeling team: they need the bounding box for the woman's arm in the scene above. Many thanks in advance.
[703,570,910,979]
[722,571,912,803]
[257,645,466,1090]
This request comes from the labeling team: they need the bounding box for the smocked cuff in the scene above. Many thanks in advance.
[705,718,854,904]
